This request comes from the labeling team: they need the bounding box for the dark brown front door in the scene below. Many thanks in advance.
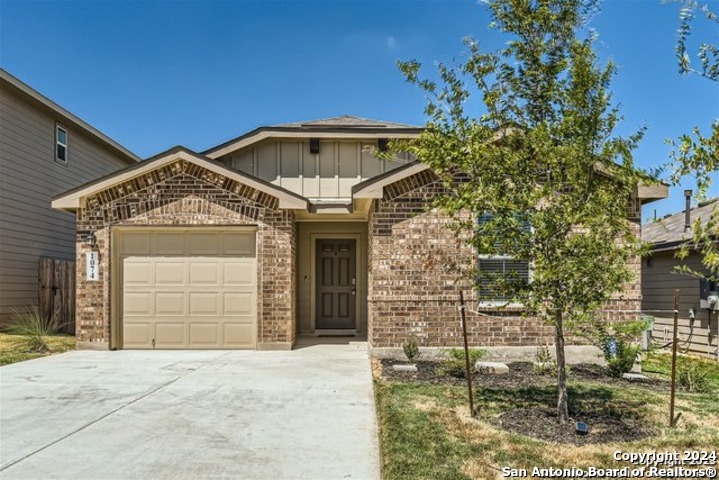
[316,239,356,329]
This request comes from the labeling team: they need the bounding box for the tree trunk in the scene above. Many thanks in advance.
[554,309,570,423]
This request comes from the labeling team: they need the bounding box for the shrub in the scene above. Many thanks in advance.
[439,348,486,378]
[605,342,641,378]
[592,319,647,378]
[402,338,421,363]
[5,306,62,336]
[677,360,711,393]
[533,344,557,376]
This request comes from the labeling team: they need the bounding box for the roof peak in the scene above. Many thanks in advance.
[273,115,420,129]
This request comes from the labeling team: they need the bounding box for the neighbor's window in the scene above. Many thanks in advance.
[477,213,531,304]
[56,125,68,163]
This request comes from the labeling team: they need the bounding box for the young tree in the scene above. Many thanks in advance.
[668,0,718,281]
[399,0,651,423]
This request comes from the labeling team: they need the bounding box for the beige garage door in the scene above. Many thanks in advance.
[119,230,257,349]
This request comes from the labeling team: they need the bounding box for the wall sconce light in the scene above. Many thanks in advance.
[83,232,97,248]
[309,138,320,154]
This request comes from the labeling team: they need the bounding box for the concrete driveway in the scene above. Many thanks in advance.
[0,344,380,479]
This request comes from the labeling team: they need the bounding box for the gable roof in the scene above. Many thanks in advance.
[51,146,309,211]
[203,115,422,159]
[352,161,430,199]
[273,115,417,129]
[643,198,718,250]
[0,69,139,165]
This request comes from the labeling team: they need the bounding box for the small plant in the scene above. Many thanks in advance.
[677,360,711,393]
[439,348,486,378]
[592,319,647,378]
[604,341,641,378]
[402,338,421,363]
[533,344,557,376]
[5,306,62,336]
[24,334,49,354]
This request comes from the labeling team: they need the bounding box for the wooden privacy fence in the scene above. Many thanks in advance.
[38,257,76,335]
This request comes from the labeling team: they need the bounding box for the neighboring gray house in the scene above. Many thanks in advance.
[0,69,139,322]
[642,197,718,358]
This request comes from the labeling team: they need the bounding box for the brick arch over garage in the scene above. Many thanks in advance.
[75,159,296,350]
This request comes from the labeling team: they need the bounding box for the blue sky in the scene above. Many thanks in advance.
[1,0,716,219]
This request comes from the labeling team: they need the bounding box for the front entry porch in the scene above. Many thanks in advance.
[296,221,368,337]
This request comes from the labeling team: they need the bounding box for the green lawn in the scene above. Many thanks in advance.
[0,333,75,366]
[374,353,719,480]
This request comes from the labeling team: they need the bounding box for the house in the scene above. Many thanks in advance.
[642,195,718,358]
[51,115,667,351]
[0,69,139,323]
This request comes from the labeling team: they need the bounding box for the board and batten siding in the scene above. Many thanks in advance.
[642,250,718,357]
[0,87,131,320]
[218,140,413,200]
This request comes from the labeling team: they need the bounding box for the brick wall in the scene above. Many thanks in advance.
[75,159,295,349]
[368,170,643,349]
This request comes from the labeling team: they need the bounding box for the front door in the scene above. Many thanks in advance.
[316,239,356,329]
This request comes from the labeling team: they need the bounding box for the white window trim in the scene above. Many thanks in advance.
[56,124,68,163]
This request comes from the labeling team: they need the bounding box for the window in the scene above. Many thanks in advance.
[477,213,531,304]
[56,125,68,163]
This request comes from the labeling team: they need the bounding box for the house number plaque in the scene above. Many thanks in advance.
[86,251,99,281]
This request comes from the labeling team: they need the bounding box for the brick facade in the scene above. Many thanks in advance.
[75,159,296,349]
[367,170,643,349]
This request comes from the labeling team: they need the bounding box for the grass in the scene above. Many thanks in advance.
[374,353,719,480]
[0,333,75,365]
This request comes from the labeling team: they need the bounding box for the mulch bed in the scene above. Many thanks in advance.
[379,359,665,444]
[379,359,671,392]
[492,406,655,445]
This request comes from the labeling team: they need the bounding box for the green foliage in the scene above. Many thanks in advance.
[5,306,62,336]
[402,338,421,363]
[591,319,647,378]
[668,1,718,283]
[676,358,712,393]
[398,0,649,326]
[533,344,558,376]
[398,0,654,420]
[439,348,486,378]
[24,334,49,354]
[675,0,718,81]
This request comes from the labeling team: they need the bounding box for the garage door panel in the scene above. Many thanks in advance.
[154,262,185,285]
[189,323,220,346]
[124,262,152,285]
[152,233,184,255]
[223,323,254,347]
[124,323,153,347]
[121,230,257,349]
[121,233,151,255]
[223,233,255,256]
[155,323,186,347]
[124,292,153,316]
[224,261,255,285]
[189,292,220,315]
[189,261,220,285]
[224,292,254,316]
[155,292,185,316]
[186,233,221,255]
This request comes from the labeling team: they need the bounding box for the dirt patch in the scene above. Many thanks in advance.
[379,359,671,392]
[492,406,655,444]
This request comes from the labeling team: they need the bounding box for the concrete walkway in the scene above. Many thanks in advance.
[0,344,380,479]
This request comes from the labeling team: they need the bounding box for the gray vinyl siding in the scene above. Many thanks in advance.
[0,87,130,319]
[641,251,718,357]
